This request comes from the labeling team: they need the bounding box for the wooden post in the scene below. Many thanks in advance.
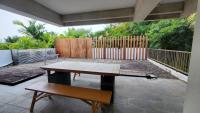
[139,35,142,60]
[112,38,115,60]
[101,39,103,59]
[133,36,136,60]
[127,36,130,60]
[145,38,148,60]
[142,36,145,60]
[123,37,125,60]
[92,101,100,113]
[95,38,97,59]
[130,36,133,60]
[136,36,139,60]
[118,38,120,60]
[110,38,112,59]
[103,38,106,59]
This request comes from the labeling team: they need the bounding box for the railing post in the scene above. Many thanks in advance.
[164,49,167,64]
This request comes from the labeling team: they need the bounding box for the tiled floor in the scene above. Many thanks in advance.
[0,73,186,113]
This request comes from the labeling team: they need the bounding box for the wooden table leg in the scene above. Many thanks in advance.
[30,91,37,112]
[92,101,100,113]
[101,75,115,103]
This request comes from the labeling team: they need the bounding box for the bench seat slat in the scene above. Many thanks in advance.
[25,82,112,104]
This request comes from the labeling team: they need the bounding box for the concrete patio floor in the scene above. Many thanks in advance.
[0,59,187,113]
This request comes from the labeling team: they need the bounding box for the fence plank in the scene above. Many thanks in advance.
[103,38,105,59]
[110,38,112,59]
[127,36,129,60]
[122,37,125,60]
[142,37,145,60]
[133,36,136,60]
[111,37,114,59]
[145,37,148,60]
[96,39,98,59]
[118,38,120,60]
[139,36,142,60]
[100,39,102,59]
[70,39,78,58]
[136,36,139,60]
[86,38,92,59]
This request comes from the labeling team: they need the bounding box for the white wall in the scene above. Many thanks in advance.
[183,0,200,113]
[0,50,13,67]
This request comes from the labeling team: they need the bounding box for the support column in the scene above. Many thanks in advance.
[183,0,200,113]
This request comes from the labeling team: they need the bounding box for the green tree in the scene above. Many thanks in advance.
[146,19,192,50]
[93,24,129,37]
[63,28,92,38]
[127,21,151,36]
[5,36,20,43]
[13,20,46,40]
[9,37,47,49]
[0,43,10,50]
[42,32,57,48]
[91,16,195,51]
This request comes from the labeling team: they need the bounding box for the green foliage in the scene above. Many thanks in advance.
[187,13,196,30]
[9,37,47,49]
[5,36,20,43]
[93,24,129,37]
[127,21,151,36]
[159,26,193,51]
[1,15,195,51]
[13,20,45,40]
[42,32,57,48]
[93,22,151,38]
[146,19,190,49]
[93,16,195,51]
[0,43,10,50]
[1,20,55,50]
[63,28,92,38]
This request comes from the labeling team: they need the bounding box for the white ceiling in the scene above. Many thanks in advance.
[34,0,184,15]
[161,0,184,4]
[35,0,136,14]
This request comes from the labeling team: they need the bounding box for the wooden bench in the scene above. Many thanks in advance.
[25,82,112,113]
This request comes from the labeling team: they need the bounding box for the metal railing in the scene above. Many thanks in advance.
[147,48,191,75]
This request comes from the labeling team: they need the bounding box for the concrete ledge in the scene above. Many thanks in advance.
[148,58,188,82]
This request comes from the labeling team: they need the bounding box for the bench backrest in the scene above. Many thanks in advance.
[25,82,112,104]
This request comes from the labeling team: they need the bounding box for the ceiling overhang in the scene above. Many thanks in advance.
[0,0,197,26]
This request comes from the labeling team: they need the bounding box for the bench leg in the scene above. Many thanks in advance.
[48,95,52,100]
[30,91,38,112]
[92,101,100,113]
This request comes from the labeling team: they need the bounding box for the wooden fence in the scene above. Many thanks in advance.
[93,36,148,60]
[55,38,92,58]
[148,48,191,74]
[55,36,148,60]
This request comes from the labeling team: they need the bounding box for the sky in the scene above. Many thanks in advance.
[0,9,107,42]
